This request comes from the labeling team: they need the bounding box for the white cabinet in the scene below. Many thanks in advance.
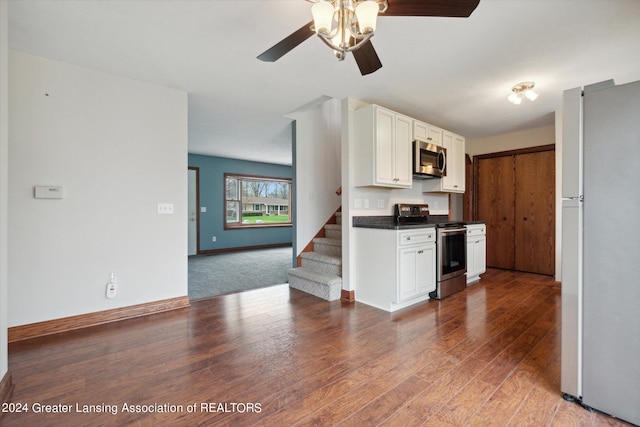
[353,105,412,188]
[398,236,436,302]
[466,223,486,284]
[355,228,436,312]
[423,131,465,193]
[413,120,442,146]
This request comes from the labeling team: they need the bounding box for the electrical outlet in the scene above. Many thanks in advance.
[212,236,217,242]
[106,282,117,298]
[106,273,118,299]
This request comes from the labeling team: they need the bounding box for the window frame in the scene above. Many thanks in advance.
[224,173,292,229]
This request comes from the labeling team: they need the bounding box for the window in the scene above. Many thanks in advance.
[224,174,292,228]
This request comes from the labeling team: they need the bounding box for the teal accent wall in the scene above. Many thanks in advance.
[188,154,293,252]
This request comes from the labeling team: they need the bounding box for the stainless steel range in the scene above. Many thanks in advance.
[431,223,467,299]
[394,204,467,299]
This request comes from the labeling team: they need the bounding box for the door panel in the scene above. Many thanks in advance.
[515,151,555,274]
[477,156,515,269]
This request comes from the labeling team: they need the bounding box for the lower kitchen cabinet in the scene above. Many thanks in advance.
[355,227,436,312]
[466,223,486,284]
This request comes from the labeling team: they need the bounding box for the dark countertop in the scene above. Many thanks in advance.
[352,216,485,230]
[353,215,439,230]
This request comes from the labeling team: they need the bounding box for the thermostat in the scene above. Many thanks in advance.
[34,185,64,199]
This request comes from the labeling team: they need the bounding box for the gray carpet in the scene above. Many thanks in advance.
[188,247,293,300]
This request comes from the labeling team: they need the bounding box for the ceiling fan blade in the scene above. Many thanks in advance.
[385,0,480,17]
[257,21,315,62]
[352,40,383,76]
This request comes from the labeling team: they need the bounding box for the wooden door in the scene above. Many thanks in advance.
[474,146,555,275]
[477,156,515,270]
[514,151,555,274]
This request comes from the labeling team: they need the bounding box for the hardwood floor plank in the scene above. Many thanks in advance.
[3,270,633,427]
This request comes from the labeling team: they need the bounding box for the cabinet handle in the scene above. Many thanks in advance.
[406,237,411,241]
[427,137,432,141]
[418,250,423,254]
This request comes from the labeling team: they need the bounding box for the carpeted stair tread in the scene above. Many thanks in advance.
[313,237,341,246]
[288,267,342,285]
[288,267,342,301]
[300,251,341,265]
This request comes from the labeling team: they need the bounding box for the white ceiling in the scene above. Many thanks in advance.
[8,0,640,166]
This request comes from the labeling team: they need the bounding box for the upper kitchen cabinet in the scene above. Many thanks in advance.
[413,120,442,146]
[422,131,465,193]
[353,105,412,188]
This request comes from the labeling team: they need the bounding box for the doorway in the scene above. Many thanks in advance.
[473,145,555,275]
[188,167,200,256]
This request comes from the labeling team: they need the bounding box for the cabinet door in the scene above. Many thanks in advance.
[374,107,396,186]
[466,238,476,278]
[398,244,435,302]
[398,246,419,302]
[416,243,436,294]
[476,235,486,275]
[413,120,428,141]
[394,114,412,187]
[413,120,442,146]
[441,132,465,192]
[452,134,465,191]
[467,235,486,278]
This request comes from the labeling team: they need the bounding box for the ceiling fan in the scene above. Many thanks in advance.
[257,0,480,76]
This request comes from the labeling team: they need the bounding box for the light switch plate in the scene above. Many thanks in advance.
[157,203,174,214]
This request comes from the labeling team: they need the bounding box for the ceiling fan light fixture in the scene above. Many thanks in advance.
[355,0,379,33]
[311,1,334,34]
[509,82,538,104]
[311,0,386,60]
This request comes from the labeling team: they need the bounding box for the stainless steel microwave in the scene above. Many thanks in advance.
[413,139,446,179]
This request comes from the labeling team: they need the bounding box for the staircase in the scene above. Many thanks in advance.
[288,212,342,301]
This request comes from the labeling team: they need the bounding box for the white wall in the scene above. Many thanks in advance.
[290,97,342,256]
[466,124,555,157]
[1,0,10,375]
[8,51,188,326]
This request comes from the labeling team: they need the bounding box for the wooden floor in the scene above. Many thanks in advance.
[3,269,633,426]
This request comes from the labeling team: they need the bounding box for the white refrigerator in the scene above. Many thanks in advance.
[561,80,640,426]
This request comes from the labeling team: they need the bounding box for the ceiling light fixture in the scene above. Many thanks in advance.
[311,0,388,61]
[508,82,538,104]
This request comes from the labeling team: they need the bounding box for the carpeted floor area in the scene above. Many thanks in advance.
[188,246,293,300]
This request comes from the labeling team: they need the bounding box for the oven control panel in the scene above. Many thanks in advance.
[395,203,430,218]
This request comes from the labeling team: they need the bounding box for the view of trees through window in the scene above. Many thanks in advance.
[225,174,292,228]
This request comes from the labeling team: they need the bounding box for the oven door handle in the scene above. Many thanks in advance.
[439,227,466,234]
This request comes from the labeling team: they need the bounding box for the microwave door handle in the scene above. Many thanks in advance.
[439,150,446,174]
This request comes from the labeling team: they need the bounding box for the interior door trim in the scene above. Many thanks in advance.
[188,166,201,255]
